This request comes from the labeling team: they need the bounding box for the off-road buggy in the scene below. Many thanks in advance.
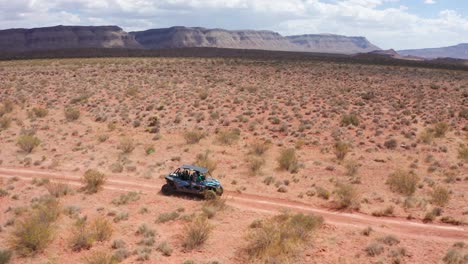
[161,164,223,199]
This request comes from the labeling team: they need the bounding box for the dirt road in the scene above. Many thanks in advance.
[0,167,466,242]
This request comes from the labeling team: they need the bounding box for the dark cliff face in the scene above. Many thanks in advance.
[398,44,468,60]
[130,27,300,51]
[0,25,382,55]
[286,34,380,54]
[0,25,142,51]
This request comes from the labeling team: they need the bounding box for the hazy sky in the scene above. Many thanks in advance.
[0,0,467,50]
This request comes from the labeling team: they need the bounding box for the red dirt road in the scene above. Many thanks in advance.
[0,167,466,242]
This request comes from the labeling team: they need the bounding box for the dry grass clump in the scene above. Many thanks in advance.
[119,137,135,154]
[194,151,217,173]
[84,251,118,264]
[9,196,60,256]
[184,129,206,144]
[245,212,323,263]
[247,156,266,176]
[387,170,419,196]
[333,183,360,210]
[433,122,450,138]
[277,148,300,173]
[82,169,106,194]
[182,216,213,250]
[31,107,48,118]
[249,140,270,156]
[202,197,227,219]
[0,116,11,131]
[17,134,40,153]
[442,243,468,264]
[341,113,359,127]
[216,129,240,145]
[334,141,350,161]
[70,217,113,252]
[430,186,451,207]
[0,249,12,264]
[458,144,468,162]
[112,191,140,206]
[344,159,360,176]
[46,182,72,198]
[64,106,80,121]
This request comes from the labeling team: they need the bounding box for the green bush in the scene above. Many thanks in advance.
[277,148,300,173]
[17,135,40,153]
[64,107,80,121]
[387,170,419,196]
[184,130,206,144]
[245,212,323,263]
[82,169,106,194]
[9,197,60,256]
[182,216,213,250]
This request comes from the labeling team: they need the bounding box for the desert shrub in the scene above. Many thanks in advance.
[182,216,213,250]
[194,151,217,173]
[90,217,113,242]
[361,227,373,236]
[371,205,394,217]
[119,137,135,154]
[9,198,59,256]
[216,129,240,145]
[84,251,117,264]
[459,108,468,119]
[263,176,275,186]
[384,138,398,149]
[46,183,71,198]
[365,242,384,257]
[249,140,270,156]
[245,212,323,263]
[344,159,359,176]
[69,219,94,251]
[17,135,40,153]
[433,122,449,138]
[333,183,360,210]
[341,113,359,127]
[316,186,330,200]
[64,107,80,121]
[112,192,140,206]
[198,89,209,100]
[82,169,106,194]
[0,249,12,264]
[458,145,468,162]
[387,170,419,196]
[247,156,265,175]
[184,130,206,144]
[378,235,400,246]
[277,148,300,173]
[157,212,180,223]
[202,197,227,219]
[443,248,468,264]
[419,130,434,144]
[32,107,48,118]
[334,141,350,161]
[0,116,11,131]
[431,186,451,207]
[1,100,14,113]
[157,241,173,256]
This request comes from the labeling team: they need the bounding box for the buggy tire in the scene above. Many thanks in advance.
[161,184,175,195]
[203,189,217,200]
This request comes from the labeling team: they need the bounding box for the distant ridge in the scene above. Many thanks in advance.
[0,25,380,55]
[399,43,468,60]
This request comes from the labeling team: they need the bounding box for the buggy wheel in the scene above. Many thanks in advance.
[161,184,175,195]
[216,187,223,196]
[203,189,217,200]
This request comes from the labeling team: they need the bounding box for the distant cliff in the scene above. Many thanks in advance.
[287,34,380,54]
[398,44,468,60]
[0,25,142,51]
[0,25,382,54]
[130,27,300,51]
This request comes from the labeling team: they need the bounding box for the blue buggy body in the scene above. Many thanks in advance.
[161,164,223,199]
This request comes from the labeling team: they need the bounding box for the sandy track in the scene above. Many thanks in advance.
[0,167,466,241]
